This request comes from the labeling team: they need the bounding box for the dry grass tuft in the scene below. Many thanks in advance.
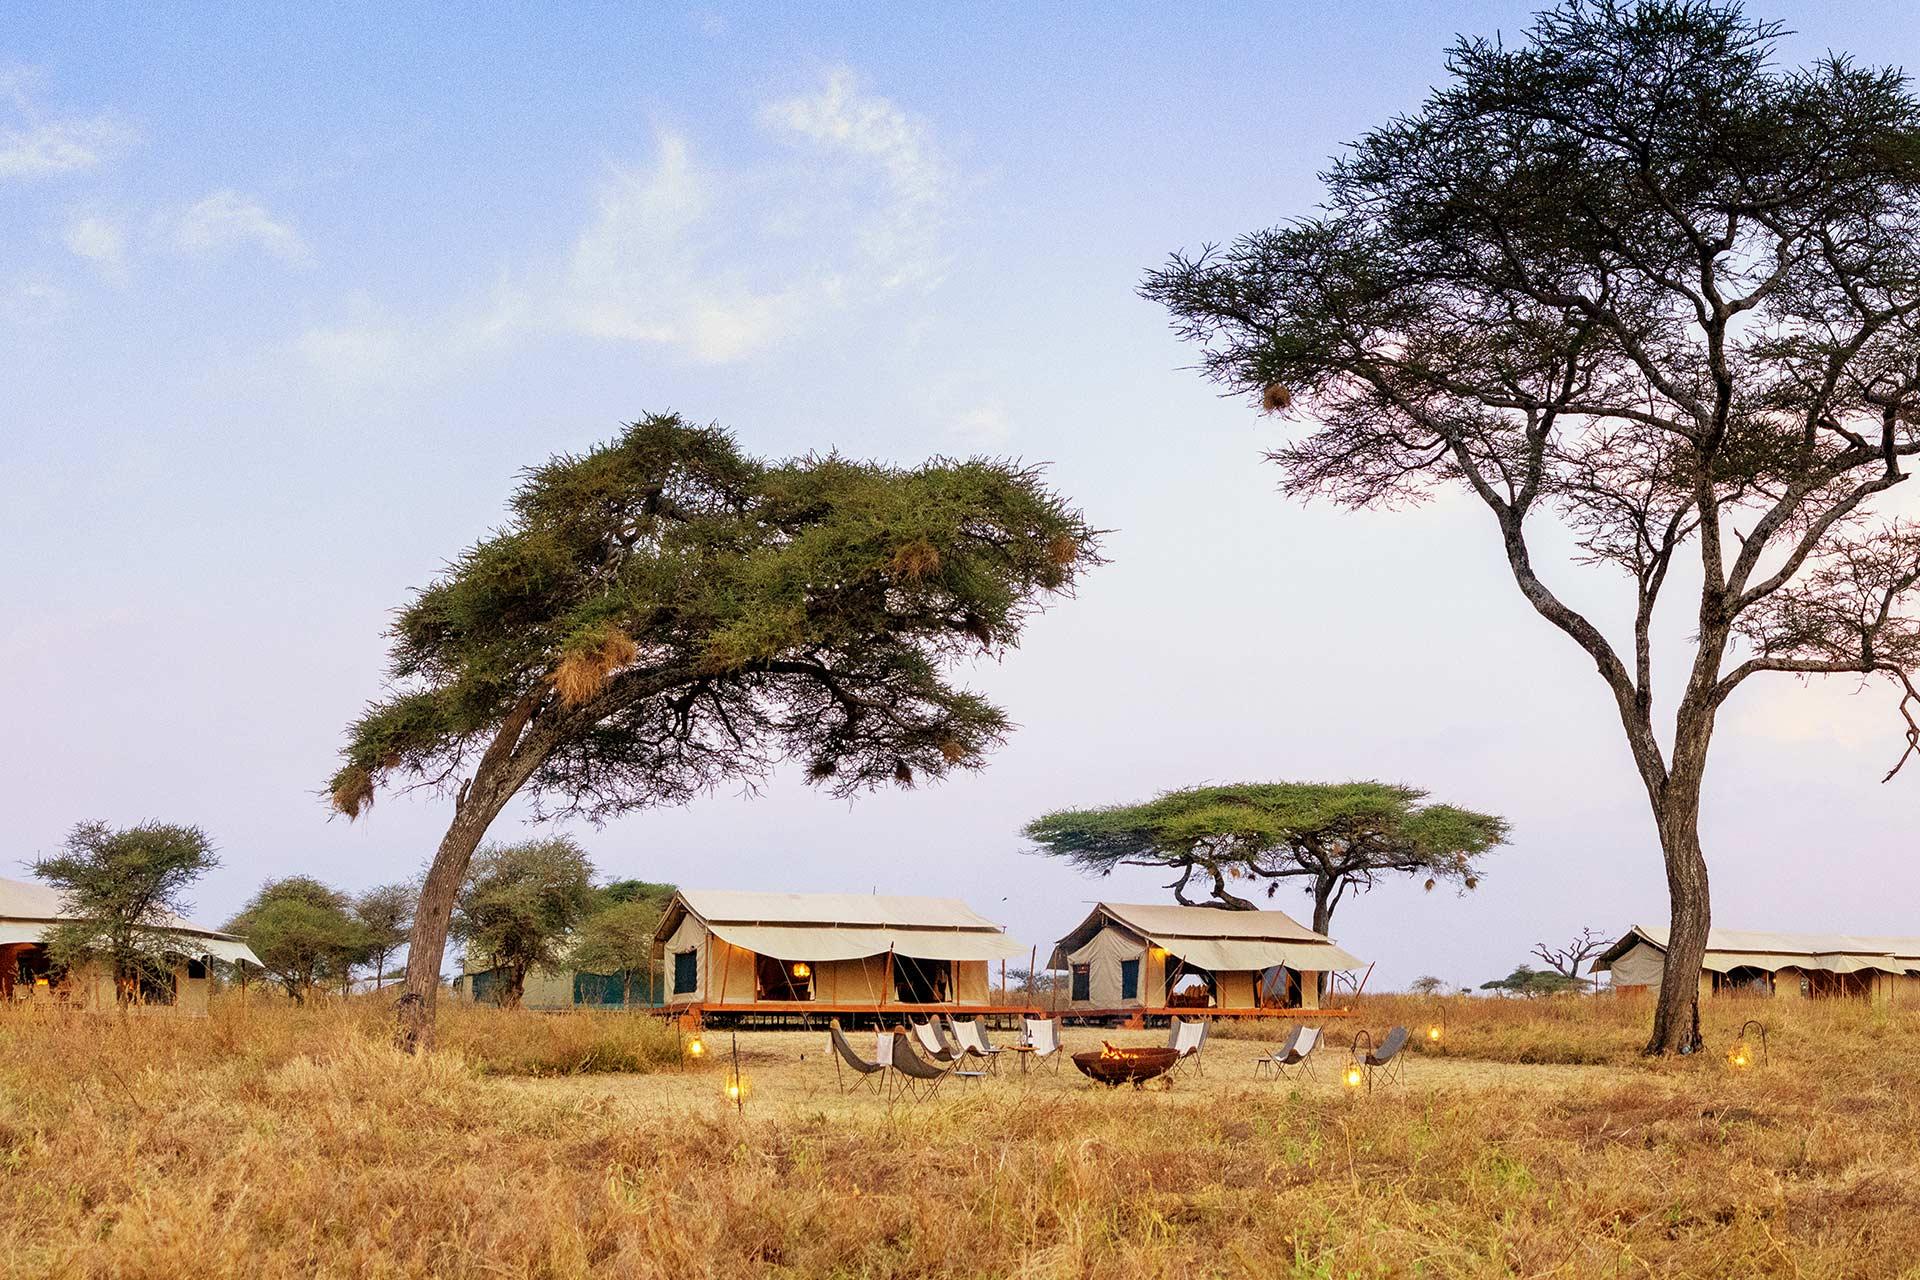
[890,537,942,581]
[551,626,639,706]
[329,766,374,818]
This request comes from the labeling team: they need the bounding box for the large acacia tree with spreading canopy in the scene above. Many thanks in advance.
[330,414,1098,1049]
[1143,1,1920,1053]
[1023,781,1508,936]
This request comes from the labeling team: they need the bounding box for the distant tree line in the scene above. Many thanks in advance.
[22,820,672,1009]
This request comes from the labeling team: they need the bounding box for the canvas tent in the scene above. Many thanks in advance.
[1593,925,1920,1004]
[653,889,1024,1022]
[0,875,260,1013]
[1049,902,1363,1017]
[453,953,664,1009]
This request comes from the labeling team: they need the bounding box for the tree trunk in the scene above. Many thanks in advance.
[1308,877,1337,1005]
[396,799,505,1049]
[1646,768,1710,1055]
[395,695,549,1053]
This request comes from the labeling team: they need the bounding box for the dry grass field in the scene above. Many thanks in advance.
[2,993,1917,1279]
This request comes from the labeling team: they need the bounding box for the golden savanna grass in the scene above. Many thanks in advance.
[3,993,1919,1278]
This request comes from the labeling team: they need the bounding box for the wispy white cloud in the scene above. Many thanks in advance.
[299,67,954,384]
[0,278,68,325]
[62,214,126,270]
[759,68,950,290]
[299,283,530,387]
[0,67,137,180]
[165,190,310,265]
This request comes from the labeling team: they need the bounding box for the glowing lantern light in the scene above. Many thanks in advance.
[1426,1025,1443,1043]
[791,962,811,979]
[686,1036,705,1059]
[1344,1066,1364,1090]
[1729,1045,1751,1069]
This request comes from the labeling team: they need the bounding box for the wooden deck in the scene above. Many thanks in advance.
[1066,1006,1356,1027]
[665,1000,1043,1030]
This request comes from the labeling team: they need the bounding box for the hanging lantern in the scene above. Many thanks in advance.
[1728,1044,1751,1069]
[1344,1065,1364,1090]
[686,1036,705,1059]
[1427,1024,1443,1043]
[791,961,811,979]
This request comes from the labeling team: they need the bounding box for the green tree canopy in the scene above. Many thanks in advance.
[452,837,598,1008]
[1481,965,1590,998]
[227,876,367,1003]
[352,883,415,989]
[570,894,675,1007]
[30,820,219,1002]
[1143,1,1920,1054]
[329,414,1099,1049]
[1023,781,1508,934]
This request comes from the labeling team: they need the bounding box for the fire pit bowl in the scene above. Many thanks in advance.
[1071,1045,1181,1088]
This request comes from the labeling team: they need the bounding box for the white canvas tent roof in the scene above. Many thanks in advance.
[1593,925,1920,976]
[1049,902,1363,973]
[0,875,260,965]
[655,889,1024,963]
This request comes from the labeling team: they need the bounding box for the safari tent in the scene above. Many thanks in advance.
[1048,902,1363,1021]
[653,889,1026,1025]
[452,955,663,1009]
[1593,925,1920,1004]
[0,875,259,1013]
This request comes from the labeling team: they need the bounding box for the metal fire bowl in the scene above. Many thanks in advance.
[1071,1046,1180,1087]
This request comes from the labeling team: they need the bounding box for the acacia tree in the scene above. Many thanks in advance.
[452,837,596,1007]
[330,415,1098,1049]
[227,876,367,1003]
[1023,782,1508,935]
[352,883,415,990]
[1533,926,1610,980]
[1143,2,1920,1053]
[572,880,677,1006]
[31,821,219,1003]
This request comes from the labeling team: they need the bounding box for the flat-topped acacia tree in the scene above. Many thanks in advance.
[331,415,1099,1050]
[1143,2,1920,1053]
[1023,781,1508,936]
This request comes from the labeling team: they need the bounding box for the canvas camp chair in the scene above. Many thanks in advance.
[949,1017,1002,1073]
[910,1017,960,1063]
[890,1030,985,1100]
[1359,1025,1411,1090]
[828,1019,888,1095]
[1253,1025,1320,1082]
[1169,1016,1209,1076]
[1022,1015,1066,1074]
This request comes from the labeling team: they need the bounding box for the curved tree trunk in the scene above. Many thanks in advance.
[395,694,549,1053]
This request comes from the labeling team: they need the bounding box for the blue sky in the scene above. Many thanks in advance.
[6,2,1920,989]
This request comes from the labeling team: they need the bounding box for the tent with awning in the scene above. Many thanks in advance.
[0,874,261,1012]
[653,889,1024,1012]
[1049,902,1363,1013]
[1593,925,1920,1002]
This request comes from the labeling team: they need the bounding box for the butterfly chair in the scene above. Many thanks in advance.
[889,1030,985,1100]
[1022,1015,1067,1075]
[1354,1025,1411,1092]
[828,1019,888,1095]
[910,1017,960,1063]
[1253,1025,1321,1082]
[949,1016,1003,1074]
[1167,1016,1209,1077]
